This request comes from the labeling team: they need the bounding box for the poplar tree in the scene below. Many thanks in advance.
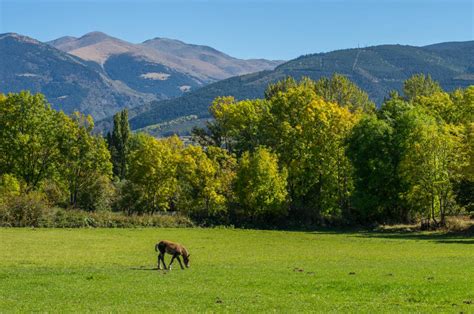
[109,109,130,179]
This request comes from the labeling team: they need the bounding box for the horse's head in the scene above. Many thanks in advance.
[183,254,190,268]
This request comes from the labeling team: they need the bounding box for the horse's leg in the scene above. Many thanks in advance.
[169,254,176,270]
[157,253,162,270]
[176,256,184,270]
[161,254,168,270]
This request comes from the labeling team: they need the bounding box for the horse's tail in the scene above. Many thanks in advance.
[155,243,160,252]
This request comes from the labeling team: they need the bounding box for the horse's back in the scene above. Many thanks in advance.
[158,240,181,255]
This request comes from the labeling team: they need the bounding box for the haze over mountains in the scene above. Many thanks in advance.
[0,31,282,119]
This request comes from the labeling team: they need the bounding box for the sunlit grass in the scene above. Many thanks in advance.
[0,228,472,312]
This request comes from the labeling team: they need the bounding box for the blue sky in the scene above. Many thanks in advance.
[0,0,472,60]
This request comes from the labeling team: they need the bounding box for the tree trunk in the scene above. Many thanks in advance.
[439,194,446,226]
[430,193,438,226]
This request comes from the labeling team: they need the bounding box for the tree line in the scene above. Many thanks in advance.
[0,74,472,227]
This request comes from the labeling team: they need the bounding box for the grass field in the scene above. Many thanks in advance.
[0,228,473,312]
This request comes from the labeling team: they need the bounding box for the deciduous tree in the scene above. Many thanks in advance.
[234,147,288,219]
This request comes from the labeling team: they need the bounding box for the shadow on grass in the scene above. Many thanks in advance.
[130,267,159,271]
[355,232,474,245]
[304,227,473,244]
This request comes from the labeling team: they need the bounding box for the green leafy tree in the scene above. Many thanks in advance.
[0,92,62,190]
[176,145,236,218]
[346,97,415,222]
[191,120,224,148]
[209,96,270,154]
[264,77,298,100]
[122,134,181,214]
[403,74,442,101]
[0,174,21,205]
[205,146,237,205]
[314,74,376,113]
[400,111,468,225]
[450,86,474,125]
[108,109,130,179]
[347,115,406,222]
[234,147,288,219]
[207,78,358,221]
[262,78,358,218]
[58,113,112,208]
[413,91,457,123]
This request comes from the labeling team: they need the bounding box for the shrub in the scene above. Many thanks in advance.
[44,209,194,228]
[0,192,49,227]
[40,179,68,207]
[0,202,194,228]
[444,216,474,233]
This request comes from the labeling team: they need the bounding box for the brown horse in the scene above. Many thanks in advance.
[155,240,190,270]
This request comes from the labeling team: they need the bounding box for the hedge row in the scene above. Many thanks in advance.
[0,194,193,228]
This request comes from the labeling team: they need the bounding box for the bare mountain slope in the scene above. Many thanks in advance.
[46,31,283,100]
[49,32,283,82]
[141,37,283,81]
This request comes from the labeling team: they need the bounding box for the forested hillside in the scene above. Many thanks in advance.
[127,41,474,133]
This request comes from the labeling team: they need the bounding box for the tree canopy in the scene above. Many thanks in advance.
[1,74,472,227]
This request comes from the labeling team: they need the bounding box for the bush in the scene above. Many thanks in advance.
[0,200,193,228]
[444,216,474,233]
[43,209,193,228]
[40,179,68,207]
[0,192,49,227]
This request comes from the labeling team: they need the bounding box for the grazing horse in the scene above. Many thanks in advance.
[155,240,190,270]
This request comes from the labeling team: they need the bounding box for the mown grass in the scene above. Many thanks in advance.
[0,228,473,312]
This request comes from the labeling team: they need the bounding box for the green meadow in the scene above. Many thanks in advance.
[0,228,472,312]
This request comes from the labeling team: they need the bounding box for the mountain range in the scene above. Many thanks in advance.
[0,32,282,119]
[125,41,474,135]
[0,31,472,136]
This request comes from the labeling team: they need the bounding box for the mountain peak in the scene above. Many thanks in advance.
[143,37,186,45]
[46,36,77,47]
[80,31,110,39]
[76,31,120,45]
[48,31,134,64]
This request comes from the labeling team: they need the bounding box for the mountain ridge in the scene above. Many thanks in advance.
[0,32,283,120]
[48,31,283,81]
[0,32,155,119]
[124,41,474,134]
